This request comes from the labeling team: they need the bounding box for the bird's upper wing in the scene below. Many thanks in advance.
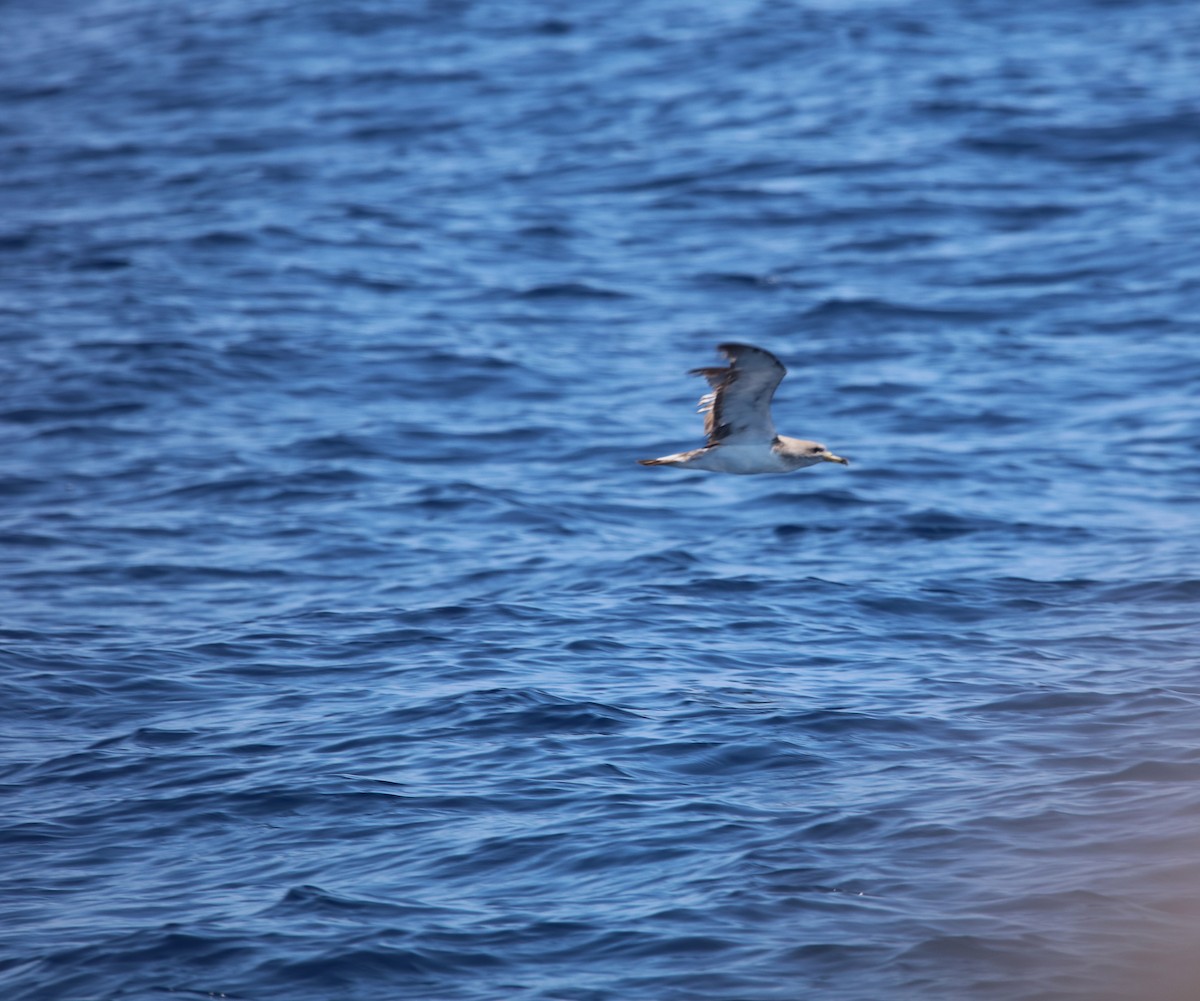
[689,343,785,445]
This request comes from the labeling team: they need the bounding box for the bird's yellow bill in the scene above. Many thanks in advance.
[822,452,849,465]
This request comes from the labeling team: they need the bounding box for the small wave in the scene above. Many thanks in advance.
[803,296,1000,323]
[514,282,632,300]
[1,401,144,423]
[377,688,645,740]
[962,113,1200,163]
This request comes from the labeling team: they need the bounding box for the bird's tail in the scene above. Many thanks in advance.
[637,447,704,467]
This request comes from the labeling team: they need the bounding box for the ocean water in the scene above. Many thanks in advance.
[2,1,1200,999]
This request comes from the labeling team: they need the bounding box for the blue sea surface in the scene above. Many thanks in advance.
[3,1,1200,999]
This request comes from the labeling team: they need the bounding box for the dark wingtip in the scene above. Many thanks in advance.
[716,342,751,360]
[716,342,783,369]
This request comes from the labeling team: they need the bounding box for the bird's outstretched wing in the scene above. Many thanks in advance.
[689,343,785,445]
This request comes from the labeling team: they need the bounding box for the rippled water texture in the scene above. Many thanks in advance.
[3,1,1200,999]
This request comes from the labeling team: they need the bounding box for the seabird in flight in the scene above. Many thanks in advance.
[638,343,848,474]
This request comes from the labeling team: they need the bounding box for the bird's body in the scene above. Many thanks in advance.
[638,343,847,475]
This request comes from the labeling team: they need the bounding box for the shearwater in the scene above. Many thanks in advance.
[638,343,849,475]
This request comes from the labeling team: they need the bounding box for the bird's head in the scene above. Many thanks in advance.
[783,438,849,469]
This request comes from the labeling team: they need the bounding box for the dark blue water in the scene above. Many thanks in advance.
[3,1,1200,999]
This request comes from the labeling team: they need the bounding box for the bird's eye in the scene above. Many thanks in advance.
[809,445,823,453]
